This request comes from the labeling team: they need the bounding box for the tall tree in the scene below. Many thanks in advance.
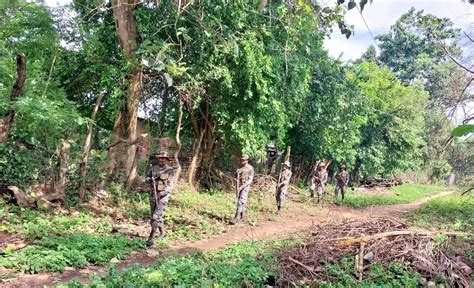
[107,0,143,187]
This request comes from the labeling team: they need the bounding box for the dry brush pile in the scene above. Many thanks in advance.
[278,218,472,287]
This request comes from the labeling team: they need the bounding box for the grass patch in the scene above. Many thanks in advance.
[116,187,278,241]
[59,239,424,287]
[0,184,287,275]
[405,192,474,232]
[335,183,446,208]
[318,258,422,287]
[1,233,144,274]
[60,239,296,287]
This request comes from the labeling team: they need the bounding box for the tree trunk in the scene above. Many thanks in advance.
[174,95,183,180]
[0,53,26,143]
[79,92,105,200]
[107,0,142,186]
[188,128,205,185]
[53,140,70,196]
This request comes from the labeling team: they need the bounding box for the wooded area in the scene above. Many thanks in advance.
[0,0,472,199]
[0,0,472,286]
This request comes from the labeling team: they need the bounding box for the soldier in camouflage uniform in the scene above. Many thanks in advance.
[335,164,349,200]
[230,155,254,225]
[310,162,328,202]
[145,151,175,247]
[276,161,292,212]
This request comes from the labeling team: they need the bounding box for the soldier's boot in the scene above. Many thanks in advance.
[230,217,238,225]
[230,212,239,225]
[157,224,166,239]
[146,223,158,248]
[277,205,282,213]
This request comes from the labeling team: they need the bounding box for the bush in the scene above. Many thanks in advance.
[62,239,293,287]
[1,233,144,273]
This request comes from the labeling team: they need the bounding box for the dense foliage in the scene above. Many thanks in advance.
[0,0,471,192]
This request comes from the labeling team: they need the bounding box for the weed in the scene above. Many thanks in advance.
[1,233,144,273]
[405,192,474,232]
[62,239,296,287]
[320,258,421,287]
[334,183,446,208]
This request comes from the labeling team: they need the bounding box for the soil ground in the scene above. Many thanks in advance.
[2,190,454,288]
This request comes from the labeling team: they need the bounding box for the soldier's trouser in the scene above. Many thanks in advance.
[335,185,346,199]
[235,187,249,217]
[316,184,325,197]
[150,193,169,232]
[276,186,288,208]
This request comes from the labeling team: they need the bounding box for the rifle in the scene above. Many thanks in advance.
[235,169,240,200]
[149,164,159,204]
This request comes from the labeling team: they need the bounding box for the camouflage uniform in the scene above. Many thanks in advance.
[231,159,254,224]
[146,153,175,247]
[310,167,327,201]
[276,163,292,211]
[335,167,349,200]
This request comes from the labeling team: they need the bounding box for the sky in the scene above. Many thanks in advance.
[323,0,474,61]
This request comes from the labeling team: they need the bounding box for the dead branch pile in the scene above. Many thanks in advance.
[278,218,472,287]
[252,175,278,195]
[360,179,403,189]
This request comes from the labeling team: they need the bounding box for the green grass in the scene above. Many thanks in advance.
[116,187,277,241]
[405,192,474,232]
[1,234,144,274]
[0,185,281,275]
[60,239,294,288]
[58,239,423,288]
[335,183,446,208]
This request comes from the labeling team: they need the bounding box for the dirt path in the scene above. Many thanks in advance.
[3,190,453,288]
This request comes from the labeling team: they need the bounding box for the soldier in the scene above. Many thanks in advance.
[230,155,254,225]
[276,161,292,212]
[309,162,328,202]
[335,164,349,200]
[145,151,175,247]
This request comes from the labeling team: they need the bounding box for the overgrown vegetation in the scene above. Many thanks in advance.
[60,239,288,287]
[334,183,446,208]
[0,187,316,275]
[405,192,474,232]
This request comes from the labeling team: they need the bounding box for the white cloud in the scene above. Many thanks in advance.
[324,0,474,60]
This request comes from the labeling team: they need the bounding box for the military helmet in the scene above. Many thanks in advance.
[340,164,346,169]
[283,161,291,167]
[241,154,250,160]
[318,162,326,167]
[156,151,170,159]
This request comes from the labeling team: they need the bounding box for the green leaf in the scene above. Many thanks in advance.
[164,73,173,87]
[451,124,474,137]
[359,0,368,11]
[348,0,356,10]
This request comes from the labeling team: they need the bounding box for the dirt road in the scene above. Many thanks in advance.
[3,191,453,288]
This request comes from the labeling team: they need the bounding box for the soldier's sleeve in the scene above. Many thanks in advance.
[344,173,350,185]
[321,171,328,184]
[145,165,153,183]
[241,167,254,189]
[163,168,175,195]
[282,171,291,185]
